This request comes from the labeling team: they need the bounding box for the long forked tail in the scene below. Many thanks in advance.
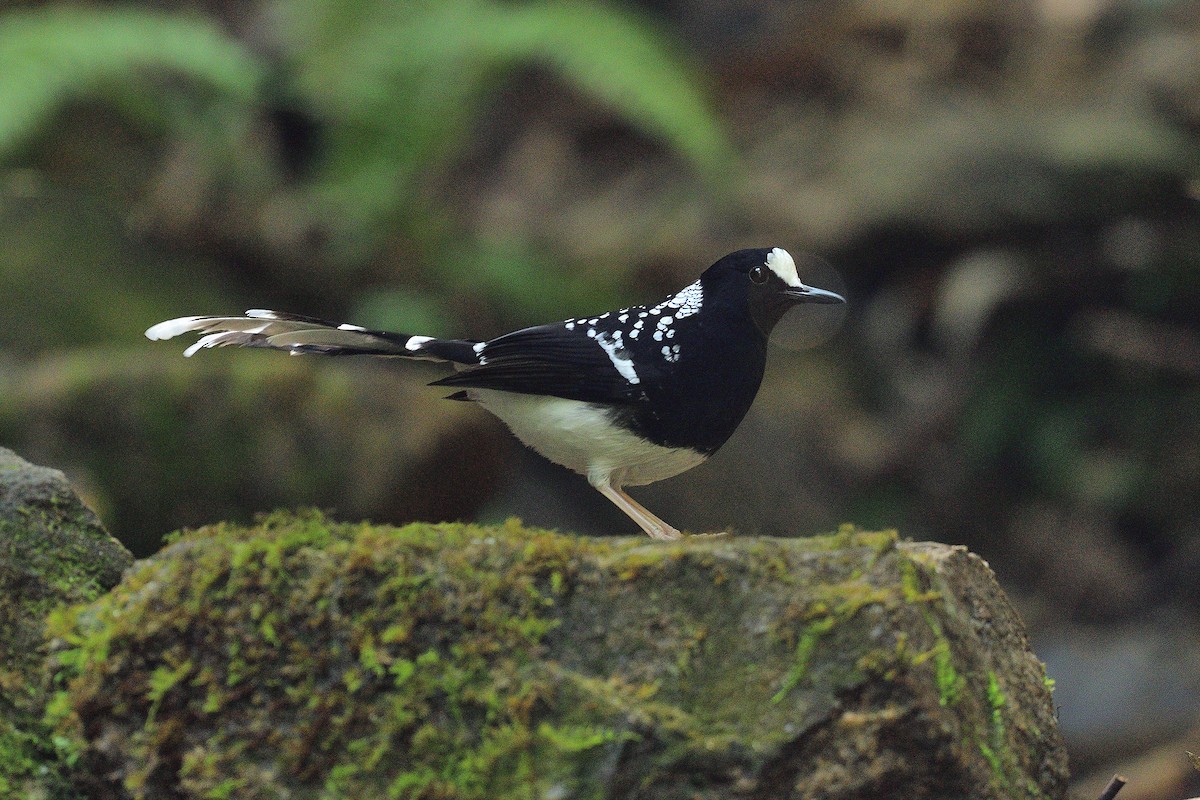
[145,309,482,364]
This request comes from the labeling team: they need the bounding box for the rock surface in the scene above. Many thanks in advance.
[46,512,1068,799]
[0,447,133,798]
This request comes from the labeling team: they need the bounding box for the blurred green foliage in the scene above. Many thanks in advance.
[0,191,234,353]
[0,0,731,332]
[0,7,263,153]
[277,0,730,255]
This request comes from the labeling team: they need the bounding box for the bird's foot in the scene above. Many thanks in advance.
[645,525,683,541]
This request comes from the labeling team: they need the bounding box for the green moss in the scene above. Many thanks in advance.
[896,558,965,707]
[38,519,1066,798]
[0,449,133,799]
[47,512,601,799]
[981,671,1009,784]
[977,741,1004,787]
[769,537,969,712]
[771,615,839,704]
[987,671,1007,719]
[0,725,41,794]
[910,553,1052,800]
[811,524,900,558]
[978,669,1047,798]
[933,641,962,706]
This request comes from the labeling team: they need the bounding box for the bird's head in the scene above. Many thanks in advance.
[703,247,845,334]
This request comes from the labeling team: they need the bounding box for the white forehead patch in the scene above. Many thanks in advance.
[766,247,802,288]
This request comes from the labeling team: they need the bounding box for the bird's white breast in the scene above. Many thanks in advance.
[471,389,707,486]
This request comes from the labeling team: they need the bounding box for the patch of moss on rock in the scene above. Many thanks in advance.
[46,514,1067,799]
[0,447,133,799]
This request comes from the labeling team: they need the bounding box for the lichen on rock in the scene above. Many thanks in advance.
[45,512,1068,799]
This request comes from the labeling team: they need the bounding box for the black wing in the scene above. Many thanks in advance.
[430,323,649,404]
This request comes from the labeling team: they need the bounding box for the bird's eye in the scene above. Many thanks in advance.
[749,265,769,284]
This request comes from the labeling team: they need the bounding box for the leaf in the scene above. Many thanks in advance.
[392,0,731,174]
[0,6,264,153]
[274,0,733,256]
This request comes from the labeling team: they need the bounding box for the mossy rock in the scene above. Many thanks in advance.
[0,350,509,556]
[47,513,1066,799]
[0,447,133,799]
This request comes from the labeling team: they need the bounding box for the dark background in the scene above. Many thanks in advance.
[2,1,1198,795]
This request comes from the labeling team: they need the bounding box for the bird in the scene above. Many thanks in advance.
[145,247,845,540]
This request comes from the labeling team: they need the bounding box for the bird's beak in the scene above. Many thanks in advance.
[783,284,846,304]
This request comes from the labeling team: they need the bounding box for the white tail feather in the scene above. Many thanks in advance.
[146,317,275,341]
[149,311,420,358]
[146,309,480,364]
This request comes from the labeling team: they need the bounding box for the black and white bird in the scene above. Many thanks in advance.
[146,247,844,539]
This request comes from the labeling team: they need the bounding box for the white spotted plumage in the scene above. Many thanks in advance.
[594,331,640,385]
[670,281,704,318]
[576,280,708,380]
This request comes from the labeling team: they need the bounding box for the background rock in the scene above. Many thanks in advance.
[0,352,511,556]
[48,514,1066,799]
[0,447,133,799]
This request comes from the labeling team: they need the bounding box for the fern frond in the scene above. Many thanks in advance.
[0,7,264,153]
